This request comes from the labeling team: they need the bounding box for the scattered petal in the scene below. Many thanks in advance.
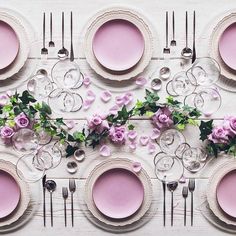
[100,90,112,103]
[0,94,9,106]
[86,90,96,102]
[139,135,149,146]
[115,95,124,106]
[127,130,137,140]
[132,162,142,173]
[123,92,133,105]
[135,76,147,87]
[99,145,111,157]
[83,75,91,87]
[129,141,137,151]
[109,105,119,115]
[65,120,75,129]
[151,128,161,140]
[83,100,93,110]
[148,142,156,154]
[179,175,186,183]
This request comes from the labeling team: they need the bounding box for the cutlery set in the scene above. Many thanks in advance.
[163,11,196,63]
[42,176,77,227]
[163,178,195,226]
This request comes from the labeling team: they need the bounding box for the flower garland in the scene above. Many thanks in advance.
[0,90,201,157]
[199,117,236,157]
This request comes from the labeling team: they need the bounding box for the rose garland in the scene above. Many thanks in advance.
[0,90,201,157]
[199,117,236,157]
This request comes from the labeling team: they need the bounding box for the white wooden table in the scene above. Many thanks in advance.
[1,0,236,235]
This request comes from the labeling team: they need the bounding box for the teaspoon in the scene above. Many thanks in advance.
[46,180,57,227]
[181,11,192,59]
[48,12,55,47]
[167,181,178,226]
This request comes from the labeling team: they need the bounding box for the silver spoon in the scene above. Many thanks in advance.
[46,180,57,227]
[181,11,192,59]
[170,11,176,46]
[163,11,170,54]
[48,12,55,47]
[151,78,162,91]
[58,12,69,59]
[70,11,74,62]
[167,181,178,226]
[41,12,48,55]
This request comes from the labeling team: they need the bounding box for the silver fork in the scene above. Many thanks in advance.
[41,12,48,55]
[69,179,76,227]
[182,186,188,226]
[188,178,195,226]
[62,187,68,227]
[163,11,170,54]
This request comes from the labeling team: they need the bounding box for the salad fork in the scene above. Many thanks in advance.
[182,186,188,226]
[69,179,76,227]
[62,187,68,227]
[188,178,195,226]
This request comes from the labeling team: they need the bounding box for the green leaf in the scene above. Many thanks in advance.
[128,124,135,130]
[66,145,78,157]
[176,123,185,131]
[73,131,85,142]
[145,111,154,117]
[19,91,36,104]
[199,120,213,141]
[41,101,52,115]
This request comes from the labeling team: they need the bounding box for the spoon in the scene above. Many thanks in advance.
[46,180,57,227]
[70,11,74,62]
[48,12,55,47]
[170,11,176,46]
[159,67,171,80]
[167,181,178,226]
[151,78,162,91]
[58,12,69,59]
[181,11,192,59]
[41,12,48,55]
[163,11,170,54]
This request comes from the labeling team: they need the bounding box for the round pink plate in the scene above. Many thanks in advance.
[92,168,144,219]
[216,169,236,218]
[219,22,236,70]
[92,19,144,71]
[0,20,19,70]
[0,170,20,218]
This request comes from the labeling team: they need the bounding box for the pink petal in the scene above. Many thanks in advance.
[139,135,149,146]
[65,120,75,129]
[132,162,142,173]
[109,105,119,115]
[151,128,161,140]
[135,76,147,87]
[148,142,156,154]
[123,92,133,105]
[83,100,93,110]
[83,75,91,87]
[115,95,125,106]
[100,90,112,103]
[179,175,186,183]
[99,145,111,157]
[86,90,96,102]
[127,130,137,140]
[129,141,137,151]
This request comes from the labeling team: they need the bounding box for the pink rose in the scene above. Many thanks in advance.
[87,114,109,133]
[109,126,126,145]
[0,126,14,138]
[14,113,30,128]
[208,126,230,144]
[152,107,173,129]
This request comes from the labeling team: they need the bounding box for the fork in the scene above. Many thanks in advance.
[188,178,195,226]
[69,179,76,227]
[41,12,48,55]
[62,187,68,227]
[182,186,188,226]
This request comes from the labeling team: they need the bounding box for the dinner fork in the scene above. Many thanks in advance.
[188,178,195,226]
[182,186,188,226]
[69,179,76,227]
[62,187,68,227]
[41,12,48,55]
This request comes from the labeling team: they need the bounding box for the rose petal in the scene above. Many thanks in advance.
[179,175,186,183]
[123,92,133,105]
[109,105,119,115]
[132,162,142,173]
[0,94,9,106]
[148,142,156,154]
[135,76,147,87]
[115,95,125,106]
[83,75,91,87]
[99,145,111,157]
[139,135,149,146]
[127,130,137,140]
[83,100,93,110]
[86,90,96,102]
[100,90,112,103]
[65,120,75,129]
[129,141,137,151]
[151,128,161,140]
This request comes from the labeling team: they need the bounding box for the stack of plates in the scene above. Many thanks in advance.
[0,9,30,81]
[84,158,152,230]
[207,160,236,227]
[84,7,153,81]
[0,160,30,228]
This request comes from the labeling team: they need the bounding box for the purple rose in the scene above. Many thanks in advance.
[229,117,236,134]
[109,126,126,145]
[87,114,109,133]
[14,113,30,128]
[152,107,173,129]
[0,126,14,138]
[208,126,230,144]
[0,94,10,107]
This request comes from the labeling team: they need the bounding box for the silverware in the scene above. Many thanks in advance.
[49,12,55,47]
[58,12,69,59]
[170,11,176,46]
[42,174,46,227]
[151,78,162,91]
[162,181,166,226]
[70,11,74,61]
[163,11,170,54]
[167,181,178,226]
[69,179,76,227]
[188,178,195,226]
[159,67,171,80]
[62,187,68,227]
[192,11,196,63]
[41,12,48,55]
[181,11,192,59]
[182,186,188,226]
[46,180,57,227]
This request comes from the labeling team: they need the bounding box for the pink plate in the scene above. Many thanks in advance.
[92,19,144,71]
[92,168,144,219]
[0,20,19,70]
[217,170,236,218]
[219,23,236,70]
[0,170,20,218]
